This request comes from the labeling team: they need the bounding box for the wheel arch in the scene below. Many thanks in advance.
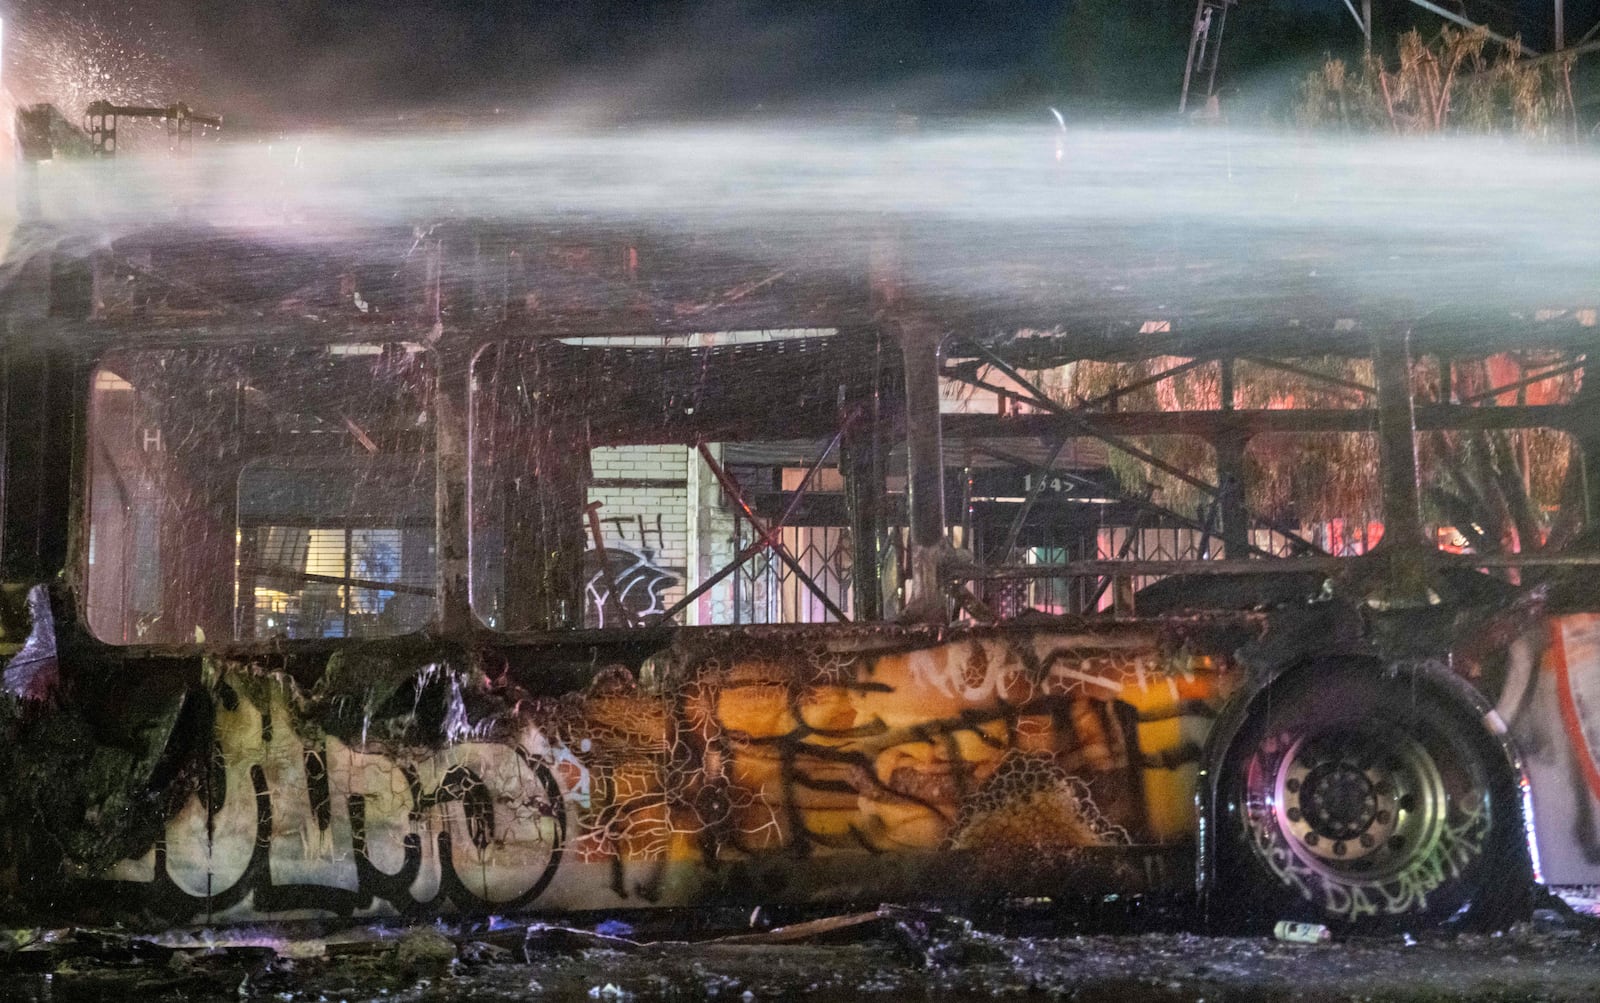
[1194,653,1540,907]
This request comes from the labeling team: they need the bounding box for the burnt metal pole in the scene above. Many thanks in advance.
[1374,331,1426,549]
[1573,349,1600,527]
[1216,359,1250,560]
[841,328,887,622]
[842,424,885,622]
[1369,329,1432,603]
[434,343,473,635]
[899,318,948,620]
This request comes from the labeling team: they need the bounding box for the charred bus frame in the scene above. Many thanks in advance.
[0,181,1595,931]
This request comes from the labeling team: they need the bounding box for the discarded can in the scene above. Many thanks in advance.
[1273,921,1332,944]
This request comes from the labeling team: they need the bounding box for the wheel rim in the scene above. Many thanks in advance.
[1255,724,1450,884]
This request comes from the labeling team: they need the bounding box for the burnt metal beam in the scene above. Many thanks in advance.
[955,552,1600,581]
[968,443,1283,561]
[842,419,886,622]
[28,300,1600,364]
[1240,356,1375,398]
[963,557,1348,579]
[238,565,435,597]
[942,403,1575,439]
[1396,0,1534,52]
[84,100,222,158]
[1032,355,1212,412]
[955,342,1325,555]
[1572,354,1600,527]
[1366,329,1436,606]
[1456,355,1586,406]
[988,435,1071,564]
[661,437,850,624]
[841,326,890,622]
[83,101,222,128]
[1180,0,1237,113]
[1087,501,1149,609]
[1339,0,1372,41]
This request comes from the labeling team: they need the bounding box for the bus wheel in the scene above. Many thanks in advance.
[1216,665,1529,933]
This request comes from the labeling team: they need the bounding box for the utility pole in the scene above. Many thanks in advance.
[1555,0,1565,50]
[1179,0,1236,114]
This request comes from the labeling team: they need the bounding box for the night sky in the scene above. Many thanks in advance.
[7,1,1598,124]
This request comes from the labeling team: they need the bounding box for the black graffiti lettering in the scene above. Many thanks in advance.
[350,798,426,915]
[305,749,331,832]
[93,697,567,922]
[204,740,227,820]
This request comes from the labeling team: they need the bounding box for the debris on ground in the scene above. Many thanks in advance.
[710,909,884,945]
[3,894,1600,1000]
[394,927,458,968]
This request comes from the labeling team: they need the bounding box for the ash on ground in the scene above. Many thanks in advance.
[5,896,1600,1002]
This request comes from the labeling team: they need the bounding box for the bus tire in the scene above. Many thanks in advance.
[1215,663,1529,933]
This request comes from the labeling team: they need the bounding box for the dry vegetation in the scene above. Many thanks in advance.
[1063,354,1583,554]
[1296,27,1580,138]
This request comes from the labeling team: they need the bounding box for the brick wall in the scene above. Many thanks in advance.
[587,445,693,613]
[586,444,765,625]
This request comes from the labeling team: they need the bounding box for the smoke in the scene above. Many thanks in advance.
[3,2,1073,128]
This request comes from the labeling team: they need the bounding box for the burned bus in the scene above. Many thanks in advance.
[2,120,1599,934]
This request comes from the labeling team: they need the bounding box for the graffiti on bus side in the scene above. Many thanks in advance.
[98,631,1238,919]
[100,684,568,918]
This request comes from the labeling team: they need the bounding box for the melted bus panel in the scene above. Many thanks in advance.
[92,624,1244,922]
